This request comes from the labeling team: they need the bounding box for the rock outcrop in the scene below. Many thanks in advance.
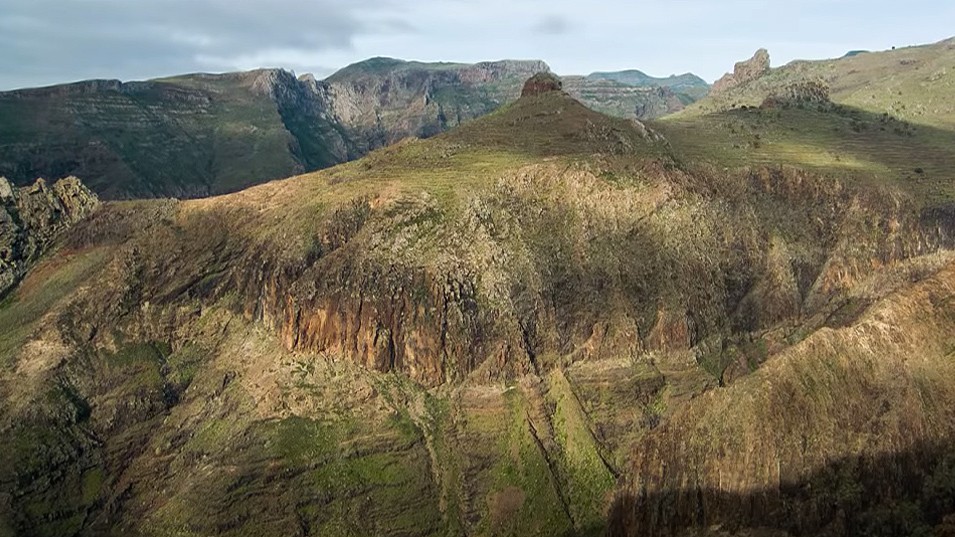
[711,48,771,94]
[0,176,98,296]
[521,72,563,96]
[760,79,833,110]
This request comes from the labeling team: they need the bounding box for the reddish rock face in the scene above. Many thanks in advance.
[521,72,563,97]
[711,48,770,94]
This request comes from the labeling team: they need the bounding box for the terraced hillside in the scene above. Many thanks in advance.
[0,71,352,199]
[561,76,691,120]
[586,70,710,100]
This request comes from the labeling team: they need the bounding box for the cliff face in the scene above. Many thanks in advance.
[0,69,353,199]
[324,59,551,153]
[562,76,690,119]
[0,176,97,297]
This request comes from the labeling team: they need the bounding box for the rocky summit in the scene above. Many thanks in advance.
[711,48,771,94]
[521,72,564,96]
[3,37,955,537]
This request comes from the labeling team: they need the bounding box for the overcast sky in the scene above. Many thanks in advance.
[1,0,953,91]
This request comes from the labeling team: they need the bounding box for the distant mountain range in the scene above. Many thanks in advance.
[586,69,710,99]
[0,58,709,199]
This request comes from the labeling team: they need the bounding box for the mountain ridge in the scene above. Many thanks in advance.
[4,37,955,536]
[0,57,705,200]
[4,63,955,534]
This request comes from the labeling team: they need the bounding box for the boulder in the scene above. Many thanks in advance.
[0,177,12,200]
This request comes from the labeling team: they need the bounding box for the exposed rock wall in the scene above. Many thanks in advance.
[711,48,771,94]
[324,59,550,153]
[563,77,689,119]
[0,176,98,296]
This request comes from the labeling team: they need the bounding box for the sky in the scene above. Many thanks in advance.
[1,0,954,91]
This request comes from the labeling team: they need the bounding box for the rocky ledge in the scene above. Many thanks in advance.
[0,176,98,297]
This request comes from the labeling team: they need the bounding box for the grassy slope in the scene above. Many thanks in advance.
[653,37,955,206]
[684,38,955,128]
[0,93,662,537]
[4,40,955,536]
[614,253,955,537]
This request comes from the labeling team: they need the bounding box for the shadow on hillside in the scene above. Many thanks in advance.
[604,439,955,537]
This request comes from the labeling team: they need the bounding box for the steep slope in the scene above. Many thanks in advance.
[0,70,352,200]
[324,57,551,153]
[322,57,693,149]
[611,255,955,537]
[562,76,691,120]
[653,38,955,206]
[682,37,955,129]
[3,72,955,537]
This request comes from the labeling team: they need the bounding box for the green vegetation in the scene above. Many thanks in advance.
[0,248,109,364]
[325,57,473,83]
[655,103,955,204]
[0,73,327,199]
[5,37,955,537]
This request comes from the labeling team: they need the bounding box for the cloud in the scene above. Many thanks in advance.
[1,0,953,90]
[532,14,572,36]
[0,0,413,89]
